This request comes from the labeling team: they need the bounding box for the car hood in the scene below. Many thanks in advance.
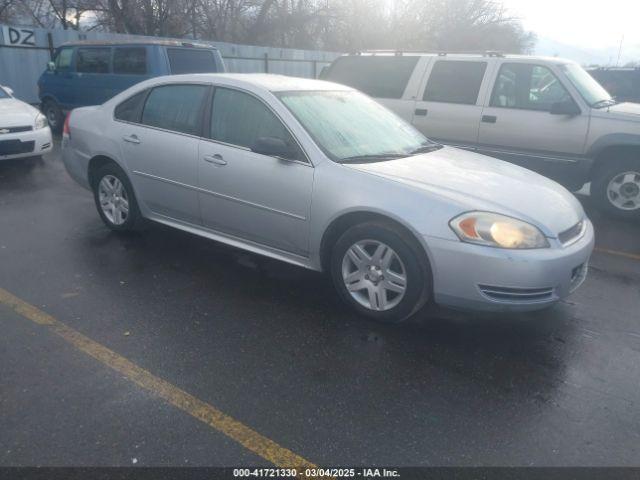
[344,147,584,237]
[0,98,39,127]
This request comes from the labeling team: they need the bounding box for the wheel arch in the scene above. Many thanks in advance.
[88,154,126,189]
[319,210,434,277]
[589,137,640,179]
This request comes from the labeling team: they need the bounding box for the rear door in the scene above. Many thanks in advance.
[477,62,589,179]
[411,58,492,148]
[75,47,113,106]
[111,46,152,97]
[115,83,209,224]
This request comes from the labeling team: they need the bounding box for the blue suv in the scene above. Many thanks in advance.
[38,40,226,132]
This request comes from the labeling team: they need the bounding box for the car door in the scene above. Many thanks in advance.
[115,83,208,224]
[411,59,492,148]
[477,62,590,180]
[111,46,152,98]
[75,47,115,106]
[197,86,313,256]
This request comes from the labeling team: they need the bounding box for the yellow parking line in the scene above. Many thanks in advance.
[0,287,316,470]
[595,247,640,262]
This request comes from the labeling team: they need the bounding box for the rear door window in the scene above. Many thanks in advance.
[423,61,487,104]
[167,49,218,74]
[113,47,147,75]
[76,48,111,74]
[324,56,419,99]
[141,84,208,136]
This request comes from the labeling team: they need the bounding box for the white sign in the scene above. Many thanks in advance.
[2,26,37,47]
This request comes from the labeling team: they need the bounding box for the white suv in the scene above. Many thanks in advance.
[323,52,640,219]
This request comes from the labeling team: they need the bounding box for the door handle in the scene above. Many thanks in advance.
[482,115,497,124]
[122,134,140,144]
[414,108,428,116]
[203,154,227,166]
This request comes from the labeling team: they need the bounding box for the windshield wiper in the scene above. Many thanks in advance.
[591,99,617,108]
[340,153,407,164]
[410,144,443,155]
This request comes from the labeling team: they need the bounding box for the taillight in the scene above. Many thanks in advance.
[63,111,71,137]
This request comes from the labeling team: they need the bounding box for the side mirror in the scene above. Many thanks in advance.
[251,137,295,160]
[550,100,581,116]
[47,61,56,72]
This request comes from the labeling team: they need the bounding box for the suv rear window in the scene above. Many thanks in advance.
[324,56,419,99]
[167,49,218,74]
[77,48,111,74]
[423,61,487,105]
[114,47,147,75]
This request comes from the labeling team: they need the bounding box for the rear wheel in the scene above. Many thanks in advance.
[592,155,640,219]
[42,99,63,133]
[330,222,430,323]
[92,163,142,232]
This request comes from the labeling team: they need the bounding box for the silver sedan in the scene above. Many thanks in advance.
[62,74,594,322]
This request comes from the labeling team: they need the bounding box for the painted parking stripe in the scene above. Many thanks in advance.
[595,247,640,262]
[0,287,316,471]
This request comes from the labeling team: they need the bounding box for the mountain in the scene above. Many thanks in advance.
[534,36,640,67]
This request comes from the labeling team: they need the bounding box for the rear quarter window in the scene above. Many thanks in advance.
[167,49,219,74]
[324,56,419,99]
[424,61,487,105]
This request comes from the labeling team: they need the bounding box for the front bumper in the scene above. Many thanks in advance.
[426,219,595,312]
[0,127,53,161]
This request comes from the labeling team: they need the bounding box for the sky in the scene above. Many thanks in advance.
[503,0,640,64]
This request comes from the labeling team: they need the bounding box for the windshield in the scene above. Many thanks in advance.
[277,90,435,162]
[560,63,612,107]
[0,87,9,99]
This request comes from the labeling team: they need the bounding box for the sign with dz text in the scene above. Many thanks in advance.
[1,26,37,47]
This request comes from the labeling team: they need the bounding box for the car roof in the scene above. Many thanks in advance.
[343,52,576,65]
[154,73,353,93]
[60,39,218,49]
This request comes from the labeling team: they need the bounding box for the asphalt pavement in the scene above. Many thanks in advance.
[1,144,639,467]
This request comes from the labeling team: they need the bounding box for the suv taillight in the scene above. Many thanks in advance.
[63,111,71,137]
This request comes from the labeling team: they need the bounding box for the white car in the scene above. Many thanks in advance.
[0,85,53,161]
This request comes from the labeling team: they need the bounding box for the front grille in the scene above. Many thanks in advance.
[0,140,35,155]
[478,285,555,303]
[0,126,32,134]
[558,220,585,245]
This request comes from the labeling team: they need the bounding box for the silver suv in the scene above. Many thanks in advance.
[323,52,640,219]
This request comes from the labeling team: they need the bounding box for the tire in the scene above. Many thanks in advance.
[92,163,142,232]
[42,99,64,134]
[591,154,640,219]
[330,221,431,323]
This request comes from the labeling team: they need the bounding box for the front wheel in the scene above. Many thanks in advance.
[592,156,640,219]
[330,222,431,323]
[92,163,142,232]
[42,99,63,133]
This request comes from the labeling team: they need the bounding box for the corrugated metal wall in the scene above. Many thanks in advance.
[0,23,340,103]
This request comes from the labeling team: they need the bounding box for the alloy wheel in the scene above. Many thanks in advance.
[98,175,129,225]
[341,240,407,311]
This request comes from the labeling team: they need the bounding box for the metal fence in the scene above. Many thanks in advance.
[0,23,340,103]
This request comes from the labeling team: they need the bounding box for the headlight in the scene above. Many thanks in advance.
[35,113,48,130]
[449,212,549,249]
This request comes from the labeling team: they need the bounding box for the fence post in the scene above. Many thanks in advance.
[264,52,269,73]
[47,32,55,60]
[312,60,317,78]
